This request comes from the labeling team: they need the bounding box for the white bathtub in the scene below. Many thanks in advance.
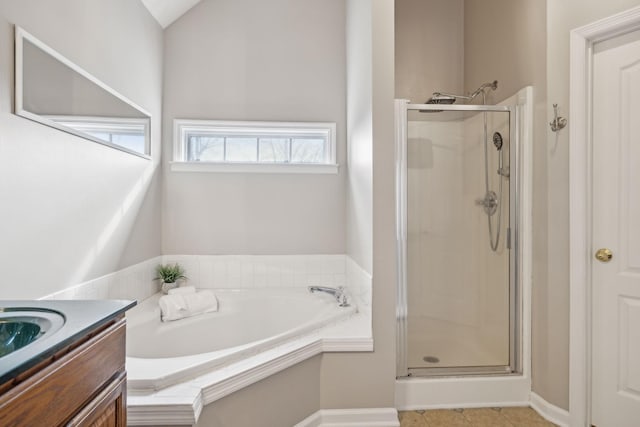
[125,287,357,392]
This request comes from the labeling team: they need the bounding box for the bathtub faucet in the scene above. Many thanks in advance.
[308,286,350,307]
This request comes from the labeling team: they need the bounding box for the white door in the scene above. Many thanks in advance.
[592,29,640,427]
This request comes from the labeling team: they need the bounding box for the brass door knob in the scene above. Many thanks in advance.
[595,248,613,262]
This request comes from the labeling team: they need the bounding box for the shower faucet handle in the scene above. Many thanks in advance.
[475,191,499,216]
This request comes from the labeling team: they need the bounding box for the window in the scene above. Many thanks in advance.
[172,120,337,173]
[45,115,148,155]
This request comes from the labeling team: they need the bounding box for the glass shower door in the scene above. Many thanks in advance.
[396,102,517,377]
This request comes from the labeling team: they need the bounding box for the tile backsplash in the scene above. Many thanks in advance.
[41,256,162,302]
[41,254,372,307]
[164,254,347,289]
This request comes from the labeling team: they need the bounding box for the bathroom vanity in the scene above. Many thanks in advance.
[0,300,135,426]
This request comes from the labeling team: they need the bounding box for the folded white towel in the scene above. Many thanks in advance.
[168,285,196,295]
[159,290,219,322]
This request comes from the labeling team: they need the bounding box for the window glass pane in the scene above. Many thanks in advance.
[187,136,224,161]
[291,138,325,163]
[111,134,146,153]
[226,137,258,162]
[86,131,111,142]
[259,138,289,162]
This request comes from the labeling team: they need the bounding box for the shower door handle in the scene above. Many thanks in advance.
[595,248,613,263]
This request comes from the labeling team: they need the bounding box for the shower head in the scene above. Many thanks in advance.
[419,93,456,112]
[493,132,503,150]
[425,93,456,104]
[423,80,499,108]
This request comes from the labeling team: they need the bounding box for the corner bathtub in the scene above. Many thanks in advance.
[125,287,356,392]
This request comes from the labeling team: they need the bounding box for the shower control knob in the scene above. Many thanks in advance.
[595,248,613,263]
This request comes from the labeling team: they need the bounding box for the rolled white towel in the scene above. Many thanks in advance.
[158,294,188,321]
[168,285,196,295]
[182,290,218,314]
[159,290,219,322]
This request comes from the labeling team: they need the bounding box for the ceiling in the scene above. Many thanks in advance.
[140,0,202,28]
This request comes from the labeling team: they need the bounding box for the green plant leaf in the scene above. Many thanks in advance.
[154,263,187,283]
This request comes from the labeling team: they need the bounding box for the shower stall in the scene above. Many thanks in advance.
[395,87,526,379]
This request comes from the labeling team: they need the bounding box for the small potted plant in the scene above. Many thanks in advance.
[155,263,187,294]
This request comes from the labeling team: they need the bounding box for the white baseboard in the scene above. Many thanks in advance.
[294,408,400,427]
[529,392,570,427]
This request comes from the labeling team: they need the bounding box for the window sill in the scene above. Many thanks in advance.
[170,161,339,174]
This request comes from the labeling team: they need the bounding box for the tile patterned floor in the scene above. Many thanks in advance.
[398,407,557,427]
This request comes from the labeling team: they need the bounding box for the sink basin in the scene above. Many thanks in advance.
[0,309,65,358]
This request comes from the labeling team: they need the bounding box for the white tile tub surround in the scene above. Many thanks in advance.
[346,256,372,308]
[40,256,163,302]
[163,254,349,292]
[39,254,371,308]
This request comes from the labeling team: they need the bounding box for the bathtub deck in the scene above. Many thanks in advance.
[126,304,372,426]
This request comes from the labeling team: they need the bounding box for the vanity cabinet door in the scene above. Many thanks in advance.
[0,318,126,427]
[66,372,126,427]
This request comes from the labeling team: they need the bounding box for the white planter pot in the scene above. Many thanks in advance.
[161,282,178,294]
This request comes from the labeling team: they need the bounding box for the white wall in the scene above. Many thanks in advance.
[0,0,163,299]
[321,0,396,410]
[161,0,347,256]
[346,0,373,276]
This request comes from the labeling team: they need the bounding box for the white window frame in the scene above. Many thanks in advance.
[171,119,338,174]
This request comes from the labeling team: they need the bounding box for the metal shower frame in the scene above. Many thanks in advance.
[394,100,521,378]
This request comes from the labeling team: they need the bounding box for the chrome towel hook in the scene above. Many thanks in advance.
[550,103,567,132]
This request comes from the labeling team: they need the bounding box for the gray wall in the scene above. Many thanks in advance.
[465,0,640,411]
[395,0,560,409]
[0,0,163,299]
[464,0,546,103]
[195,356,321,427]
[395,0,464,102]
[169,0,396,422]
[540,0,640,410]
[464,0,550,407]
[161,0,347,256]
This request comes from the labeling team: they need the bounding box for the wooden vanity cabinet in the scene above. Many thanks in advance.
[0,316,127,427]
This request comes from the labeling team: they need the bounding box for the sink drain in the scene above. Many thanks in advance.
[423,356,439,363]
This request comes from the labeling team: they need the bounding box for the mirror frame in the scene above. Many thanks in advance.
[14,26,152,159]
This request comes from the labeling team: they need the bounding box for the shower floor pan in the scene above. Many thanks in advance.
[406,315,509,374]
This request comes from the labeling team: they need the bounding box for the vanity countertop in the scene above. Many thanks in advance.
[0,299,136,387]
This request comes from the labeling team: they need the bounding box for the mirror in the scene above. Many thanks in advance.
[14,27,151,158]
